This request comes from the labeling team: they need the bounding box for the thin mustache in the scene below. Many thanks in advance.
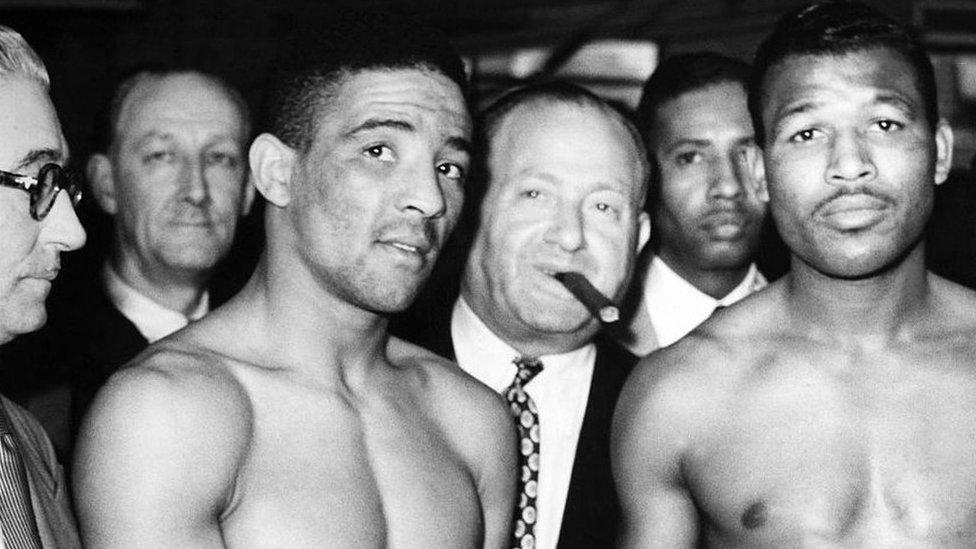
[814,187,894,214]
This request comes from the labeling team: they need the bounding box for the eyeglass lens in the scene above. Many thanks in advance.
[32,164,80,220]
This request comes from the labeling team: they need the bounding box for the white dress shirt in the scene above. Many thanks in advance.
[103,264,209,344]
[451,297,594,549]
[638,255,766,352]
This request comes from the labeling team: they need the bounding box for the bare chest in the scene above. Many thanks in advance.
[220,383,483,548]
[686,352,976,547]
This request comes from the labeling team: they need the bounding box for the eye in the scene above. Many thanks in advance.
[363,145,395,162]
[436,162,465,182]
[788,129,820,143]
[206,150,241,168]
[874,119,903,133]
[595,202,618,215]
[675,151,702,166]
[522,189,541,199]
[144,150,176,163]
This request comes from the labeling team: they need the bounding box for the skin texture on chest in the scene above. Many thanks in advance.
[218,364,484,548]
[683,345,976,547]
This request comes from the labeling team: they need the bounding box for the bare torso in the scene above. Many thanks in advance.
[615,273,976,548]
[74,307,515,549]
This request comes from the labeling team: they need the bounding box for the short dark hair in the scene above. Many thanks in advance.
[95,66,250,155]
[264,10,468,154]
[634,52,750,143]
[634,52,751,210]
[749,0,937,146]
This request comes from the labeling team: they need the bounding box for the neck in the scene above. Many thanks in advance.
[657,251,752,300]
[109,253,209,317]
[228,251,391,389]
[785,244,931,345]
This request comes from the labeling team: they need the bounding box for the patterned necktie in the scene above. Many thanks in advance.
[505,357,543,549]
[0,408,41,549]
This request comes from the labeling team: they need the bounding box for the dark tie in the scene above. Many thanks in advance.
[505,357,543,549]
[0,408,41,549]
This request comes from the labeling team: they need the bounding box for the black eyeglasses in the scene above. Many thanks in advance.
[0,163,82,221]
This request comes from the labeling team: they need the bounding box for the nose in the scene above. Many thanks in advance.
[399,165,447,219]
[42,190,86,251]
[543,199,585,252]
[182,157,211,205]
[827,130,876,185]
[708,150,747,200]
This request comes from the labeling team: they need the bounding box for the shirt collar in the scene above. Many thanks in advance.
[644,256,766,347]
[450,296,595,393]
[103,263,209,343]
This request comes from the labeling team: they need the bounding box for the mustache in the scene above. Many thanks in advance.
[813,186,895,214]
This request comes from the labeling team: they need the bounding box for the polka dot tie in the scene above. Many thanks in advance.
[505,357,543,549]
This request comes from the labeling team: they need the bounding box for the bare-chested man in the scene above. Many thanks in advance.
[73,15,516,548]
[613,1,976,547]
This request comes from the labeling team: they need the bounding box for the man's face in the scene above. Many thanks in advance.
[650,81,766,277]
[757,48,952,278]
[107,73,250,280]
[288,68,470,313]
[464,102,649,349]
[0,77,86,344]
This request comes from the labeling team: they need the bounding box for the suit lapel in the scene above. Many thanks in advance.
[557,336,636,548]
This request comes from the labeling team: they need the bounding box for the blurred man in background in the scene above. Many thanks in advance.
[622,52,767,355]
[0,67,254,457]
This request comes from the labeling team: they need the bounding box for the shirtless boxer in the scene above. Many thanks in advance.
[613,1,976,546]
[73,15,516,548]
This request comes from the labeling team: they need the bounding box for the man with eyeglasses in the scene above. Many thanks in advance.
[0,66,254,459]
[0,24,85,549]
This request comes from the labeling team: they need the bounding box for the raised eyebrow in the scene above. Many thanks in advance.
[345,118,415,139]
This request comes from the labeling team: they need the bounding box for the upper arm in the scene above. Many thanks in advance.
[611,355,700,549]
[73,359,250,549]
[476,394,517,549]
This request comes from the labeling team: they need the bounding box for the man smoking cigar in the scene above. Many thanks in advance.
[392,81,650,548]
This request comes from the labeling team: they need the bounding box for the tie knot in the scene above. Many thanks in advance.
[513,357,543,386]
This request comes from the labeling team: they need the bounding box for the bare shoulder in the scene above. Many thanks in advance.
[387,336,509,418]
[618,284,786,441]
[79,334,255,478]
[386,336,516,463]
[928,273,976,330]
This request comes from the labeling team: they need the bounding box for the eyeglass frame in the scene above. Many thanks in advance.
[0,163,82,221]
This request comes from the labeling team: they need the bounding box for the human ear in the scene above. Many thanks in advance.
[249,133,295,207]
[635,211,651,254]
[743,146,769,203]
[86,153,118,215]
[933,120,954,186]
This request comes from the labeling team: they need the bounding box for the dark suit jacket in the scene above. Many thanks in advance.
[0,271,147,459]
[390,301,637,548]
[1,395,81,548]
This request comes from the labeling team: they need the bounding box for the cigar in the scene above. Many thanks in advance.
[554,272,620,324]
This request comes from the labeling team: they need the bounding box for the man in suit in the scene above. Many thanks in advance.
[0,67,254,457]
[0,24,86,547]
[399,82,650,548]
[620,52,768,355]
